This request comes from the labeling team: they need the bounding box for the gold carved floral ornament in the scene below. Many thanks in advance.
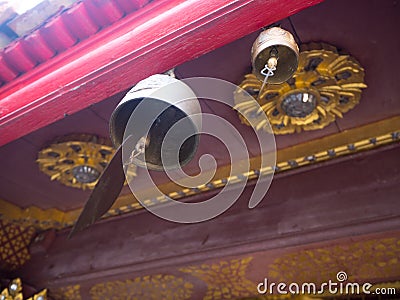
[1,278,46,300]
[89,275,193,300]
[268,237,400,284]
[234,43,367,134]
[37,134,136,190]
[180,257,255,300]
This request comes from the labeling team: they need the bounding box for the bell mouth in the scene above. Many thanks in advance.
[252,44,299,84]
[110,74,202,171]
[110,97,200,171]
[109,97,140,149]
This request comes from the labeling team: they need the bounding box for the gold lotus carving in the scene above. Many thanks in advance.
[234,43,367,134]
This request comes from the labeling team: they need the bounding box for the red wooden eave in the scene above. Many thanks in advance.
[0,0,323,147]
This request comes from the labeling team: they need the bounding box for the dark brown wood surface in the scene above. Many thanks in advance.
[16,143,400,289]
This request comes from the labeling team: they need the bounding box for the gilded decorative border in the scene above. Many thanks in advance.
[268,237,400,283]
[89,275,193,300]
[0,116,399,230]
[180,257,255,300]
[0,220,36,270]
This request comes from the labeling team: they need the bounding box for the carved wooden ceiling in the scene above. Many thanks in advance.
[0,0,398,213]
[0,0,399,298]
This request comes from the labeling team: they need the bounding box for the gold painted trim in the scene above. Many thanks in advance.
[0,116,399,230]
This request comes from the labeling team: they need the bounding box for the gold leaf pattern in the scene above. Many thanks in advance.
[268,237,400,284]
[180,257,255,300]
[0,220,36,270]
[50,285,81,300]
[89,275,193,300]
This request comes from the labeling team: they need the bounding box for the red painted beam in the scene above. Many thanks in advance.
[0,0,323,147]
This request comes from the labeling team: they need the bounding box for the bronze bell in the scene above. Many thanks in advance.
[251,27,299,84]
[109,74,201,171]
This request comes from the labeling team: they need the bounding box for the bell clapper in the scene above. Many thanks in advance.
[124,136,148,166]
[257,48,279,101]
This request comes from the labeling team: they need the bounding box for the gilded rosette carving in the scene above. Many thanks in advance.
[37,134,136,190]
[234,43,367,134]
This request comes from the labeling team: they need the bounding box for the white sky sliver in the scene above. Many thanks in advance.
[5,0,44,14]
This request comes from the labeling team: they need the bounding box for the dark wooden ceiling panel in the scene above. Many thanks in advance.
[0,109,110,210]
[0,138,91,210]
[88,90,127,124]
[288,0,400,130]
[23,107,110,147]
